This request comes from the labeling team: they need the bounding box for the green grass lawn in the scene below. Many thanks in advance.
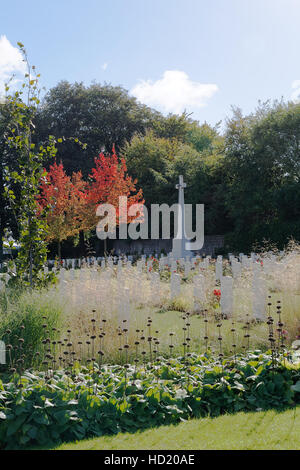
[52,407,300,450]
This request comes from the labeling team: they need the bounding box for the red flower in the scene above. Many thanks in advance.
[213,289,221,298]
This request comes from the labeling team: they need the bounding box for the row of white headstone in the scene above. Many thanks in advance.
[57,264,268,322]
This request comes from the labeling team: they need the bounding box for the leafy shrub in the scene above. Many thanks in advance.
[165,296,193,312]
[0,351,299,449]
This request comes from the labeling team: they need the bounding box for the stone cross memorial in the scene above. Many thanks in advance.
[170,175,191,260]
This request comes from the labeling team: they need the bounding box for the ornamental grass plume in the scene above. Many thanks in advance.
[217,322,223,363]
[203,309,209,354]
[3,247,300,375]
[231,320,237,363]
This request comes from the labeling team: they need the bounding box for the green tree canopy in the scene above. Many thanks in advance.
[35,81,161,176]
[223,100,300,250]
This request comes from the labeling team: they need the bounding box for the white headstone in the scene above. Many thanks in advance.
[241,255,250,269]
[252,274,267,320]
[151,272,160,303]
[231,259,241,278]
[193,274,206,310]
[184,260,191,277]
[0,340,6,364]
[171,259,177,273]
[220,276,233,317]
[69,268,75,280]
[215,259,223,281]
[170,273,181,299]
[59,268,66,281]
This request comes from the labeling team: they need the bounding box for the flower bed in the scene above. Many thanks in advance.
[1,351,300,449]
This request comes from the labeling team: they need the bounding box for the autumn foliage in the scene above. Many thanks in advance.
[86,145,144,227]
[37,147,144,255]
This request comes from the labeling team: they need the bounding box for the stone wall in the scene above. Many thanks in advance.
[197,235,224,256]
[111,235,224,257]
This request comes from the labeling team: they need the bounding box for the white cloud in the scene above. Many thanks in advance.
[291,80,300,103]
[131,70,218,114]
[0,35,26,94]
[101,62,108,71]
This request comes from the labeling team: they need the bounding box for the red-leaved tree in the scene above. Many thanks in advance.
[86,145,144,229]
[37,147,144,257]
[37,161,87,259]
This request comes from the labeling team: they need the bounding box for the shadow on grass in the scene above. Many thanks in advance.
[22,404,299,451]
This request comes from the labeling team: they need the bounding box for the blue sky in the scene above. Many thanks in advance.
[1,0,300,128]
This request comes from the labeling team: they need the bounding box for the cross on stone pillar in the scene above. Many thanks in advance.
[176,175,186,191]
[170,175,191,260]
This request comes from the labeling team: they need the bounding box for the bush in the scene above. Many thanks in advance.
[0,288,62,369]
[165,296,193,312]
[0,351,299,449]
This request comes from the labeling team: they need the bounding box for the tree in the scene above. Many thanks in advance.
[4,43,57,287]
[37,148,144,256]
[0,102,20,265]
[121,129,226,237]
[121,130,180,207]
[223,101,300,250]
[186,121,223,153]
[152,113,191,141]
[35,81,161,177]
[37,161,87,259]
[85,146,144,249]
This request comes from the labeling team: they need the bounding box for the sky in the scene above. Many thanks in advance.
[0,0,300,128]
